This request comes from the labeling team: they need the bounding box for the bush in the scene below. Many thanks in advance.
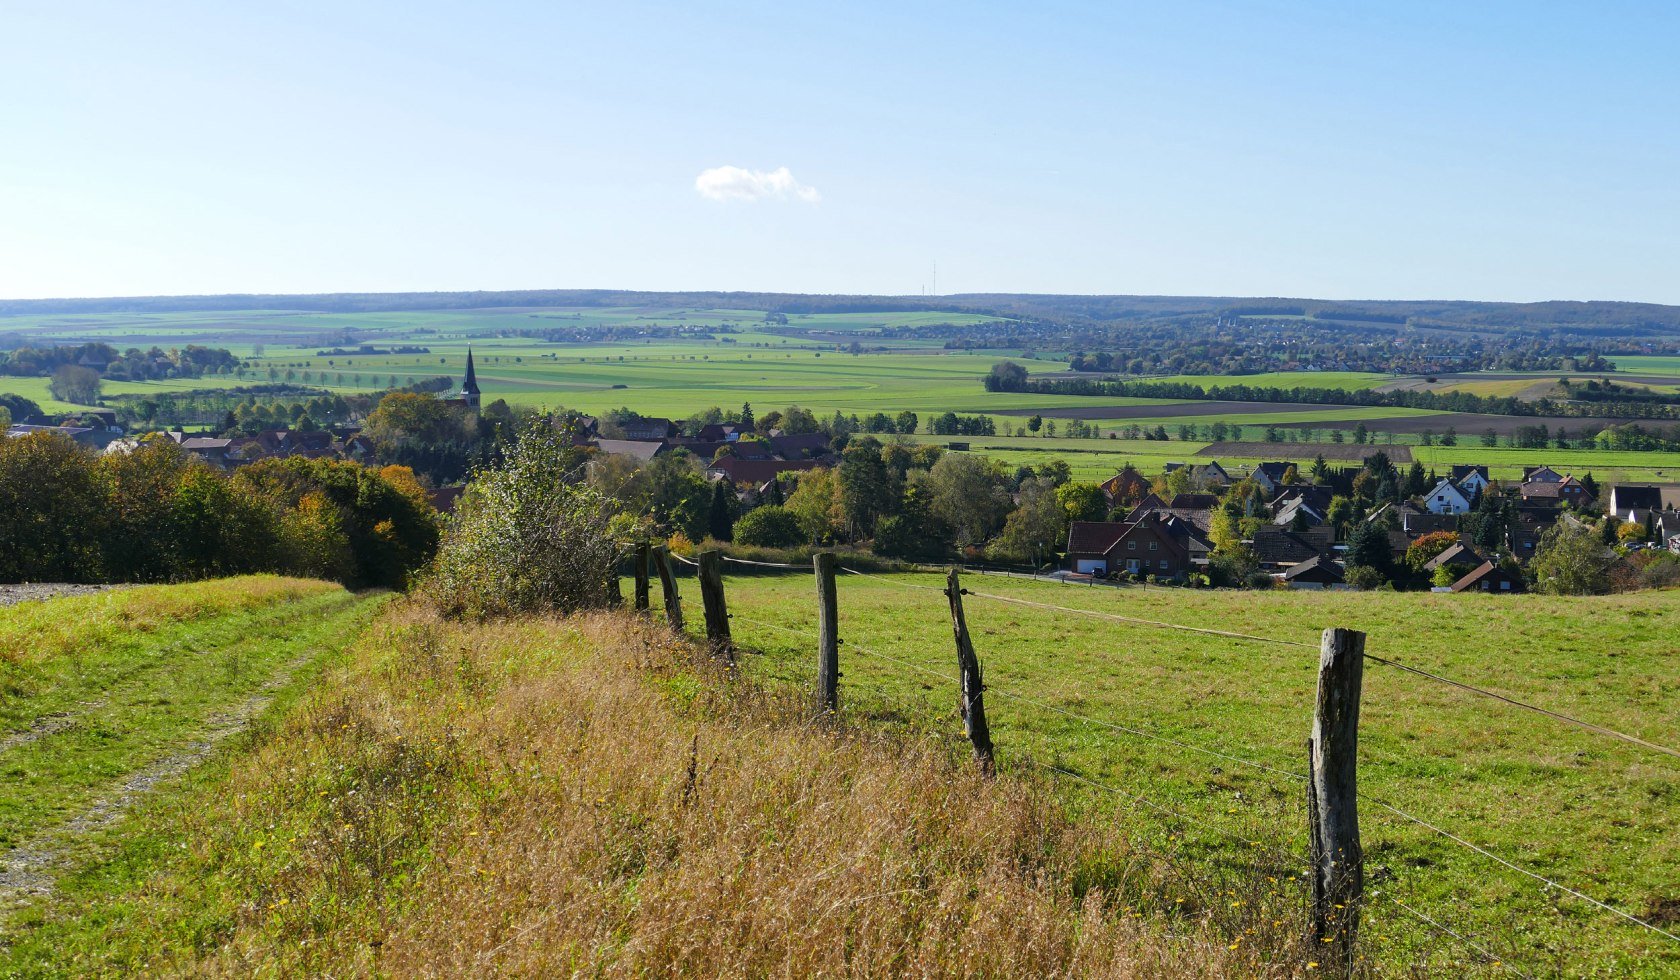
[425,429,621,618]
[1244,571,1276,590]
[1343,565,1386,590]
[733,505,806,549]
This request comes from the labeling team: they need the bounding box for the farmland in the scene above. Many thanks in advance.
[657,567,1680,976]
[5,306,1680,479]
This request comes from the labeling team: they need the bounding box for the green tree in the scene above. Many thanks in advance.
[48,364,102,405]
[1530,522,1609,595]
[894,410,919,434]
[732,505,804,548]
[986,477,1067,567]
[919,453,1012,548]
[838,440,898,540]
[1055,481,1106,523]
[707,479,737,542]
[874,484,953,560]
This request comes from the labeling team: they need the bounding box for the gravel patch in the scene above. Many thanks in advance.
[0,584,121,608]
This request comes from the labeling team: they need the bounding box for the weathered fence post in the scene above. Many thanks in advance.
[1308,626,1366,969]
[634,541,650,612]
[944,568,995,776]
[814,552,840,713]
[698,549,732,662]
[605,551,624,607]
[652,545,683,631]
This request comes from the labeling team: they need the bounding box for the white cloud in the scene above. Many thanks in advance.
[694,165,820,203]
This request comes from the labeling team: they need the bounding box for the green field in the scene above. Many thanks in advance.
[7,307,1680,480]
[653,568,1680,976]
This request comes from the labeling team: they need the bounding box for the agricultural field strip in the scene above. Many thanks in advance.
[668,568,1680,974]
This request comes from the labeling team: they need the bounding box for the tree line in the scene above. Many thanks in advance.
[0,433,439,587]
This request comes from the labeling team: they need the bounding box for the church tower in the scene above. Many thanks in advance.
[459,346,482,410]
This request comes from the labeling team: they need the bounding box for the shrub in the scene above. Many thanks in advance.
[425,429,620,618]
[733,506,805,549]
[1343,565,1386,590]
[1244,571,1275,590]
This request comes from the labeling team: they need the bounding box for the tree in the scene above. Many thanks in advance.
[1403,461,1428,499]
[984,360,1029,392]
[707,479,737,542]
[838,440,898,540]
[0,432,109,581]
[1055,482,1106,523]
[1530,522,1609,595]
[1327,496,1356,538]
[988,478,1068,566]
[1346,521,1394,577]
[49,364,102,405]
[874,485,952,561]
[920,453,1011,548]
[1405,530,1460,571]
[1440,427,1458,447]
[1026,415,1043,433]
[1352,422,1368,445]
[732,505,804,548]
[894,410,919,434]
[785,468,843,544]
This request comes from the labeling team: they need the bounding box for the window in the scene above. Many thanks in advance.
[1159,559,1168,570]
[1149,541,1158,551]
[1500,581,1511,591]
[1127,541,1137,551]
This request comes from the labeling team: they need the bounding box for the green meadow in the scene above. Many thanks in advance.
[653,568,1680,977]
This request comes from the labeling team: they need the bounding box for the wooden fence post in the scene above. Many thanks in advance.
[652,545,683,631]
[634,541,650,612]
[698,549,732,662]
[1308,626,1366,969]
[814,552,840,713]
[605,552,624,607]
[944,568,995,776]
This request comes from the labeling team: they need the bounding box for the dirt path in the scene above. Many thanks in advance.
[0,584,121,608]
[0,592,381,910]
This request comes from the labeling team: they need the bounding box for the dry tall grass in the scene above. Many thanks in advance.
[87,604,1324,977]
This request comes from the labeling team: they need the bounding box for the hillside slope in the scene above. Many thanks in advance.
[0,603,1287,977]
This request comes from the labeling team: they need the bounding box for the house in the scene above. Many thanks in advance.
[1422,542,1482,573]
[1523,465,1565,484]
[1424,478,1474,515]
[1450,560,1525,594]
[179,436,235,468]
[594,438,670,462]
[1609,485,1663,518]
[1273,496,1326,528]
[1449,465,1492,495]
[1249,526,1336,570]
[1065,521,1129,575]
[1168,492,1220,510]
[618,417,679,441]
[1281,555,1346,590]
[705,457,820,486]
[1252,461,1294,494]
[1106,513,1194,579]
[1520,475,1594,509]
[1163,461,1231,487]
[696,423,748,443]
[767,433,833,461]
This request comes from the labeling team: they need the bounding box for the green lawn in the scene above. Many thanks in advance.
[648,570,1680,976]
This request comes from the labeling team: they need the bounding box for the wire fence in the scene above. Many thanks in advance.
[637,548,1680,971]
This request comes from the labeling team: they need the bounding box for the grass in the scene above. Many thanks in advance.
[0,579,384,861]
[1,603,1293,977]
[649,570,1680,977]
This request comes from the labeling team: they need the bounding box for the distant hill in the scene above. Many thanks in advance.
[5,288,1680,337]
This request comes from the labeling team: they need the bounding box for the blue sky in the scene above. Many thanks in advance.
[2,1,1677,302]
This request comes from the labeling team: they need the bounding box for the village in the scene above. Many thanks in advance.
[9,350,1680,595]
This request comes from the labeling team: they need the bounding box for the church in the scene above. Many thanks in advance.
[441,347,482,411]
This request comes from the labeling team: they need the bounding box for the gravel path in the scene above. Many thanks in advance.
[0,584,120,608]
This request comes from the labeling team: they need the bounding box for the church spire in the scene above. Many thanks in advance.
[462,346,480,395]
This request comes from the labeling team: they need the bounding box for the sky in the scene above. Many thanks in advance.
[2,1,1678,304]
